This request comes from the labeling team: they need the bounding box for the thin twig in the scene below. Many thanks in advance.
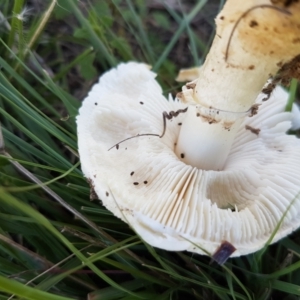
[108,107,188,151]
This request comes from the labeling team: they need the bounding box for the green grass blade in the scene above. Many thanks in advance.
[153,0,207,71]
[285,79,298,112]
[0,274,74,300]
[63,0,117,67]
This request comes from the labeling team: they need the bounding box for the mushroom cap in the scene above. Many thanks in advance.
[77,62,300,257]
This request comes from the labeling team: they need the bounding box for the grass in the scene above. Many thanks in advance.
[0,0,300,299]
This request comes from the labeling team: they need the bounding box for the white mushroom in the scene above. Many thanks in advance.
[77,0,300,257]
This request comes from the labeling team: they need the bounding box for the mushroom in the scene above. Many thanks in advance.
[77,0,300,257]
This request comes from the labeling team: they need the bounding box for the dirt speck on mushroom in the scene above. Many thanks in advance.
[245,125,260,135]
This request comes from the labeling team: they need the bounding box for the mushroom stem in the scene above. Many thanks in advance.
[175,104,251,170]
[175,0,300,170]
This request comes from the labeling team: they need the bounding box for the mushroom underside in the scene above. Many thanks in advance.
[77,62,300,257]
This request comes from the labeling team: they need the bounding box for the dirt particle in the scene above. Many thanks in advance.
[140,102,144,105]
[186,82,196,89]
[133,182,139,185]
[196,113,200,117]
[248,65,255,70]
[262,82,276,101]
[93,174,97,178]
[263,54,300,100]
[293,37,300,44]
[211,68,214,72]
[271,0,299,7]
[180,153,185,159]
[176,92,183,99]
[178,122,182,126]
[249,20,258,28]
[245,125,260,135]
[220,16,225,20]
[130,171,134,176]
[106,191,109,197]
[94,102,98,105]
[116,144,119,150]
[144,181,148,184]
[174,143,177,146]
[249,104,260,116]
[87,178,98,200]
[223,121,234,130]
[202,115,218,124]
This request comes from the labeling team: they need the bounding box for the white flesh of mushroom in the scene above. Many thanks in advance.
[77,62,300,256]
[77,0,300,257]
